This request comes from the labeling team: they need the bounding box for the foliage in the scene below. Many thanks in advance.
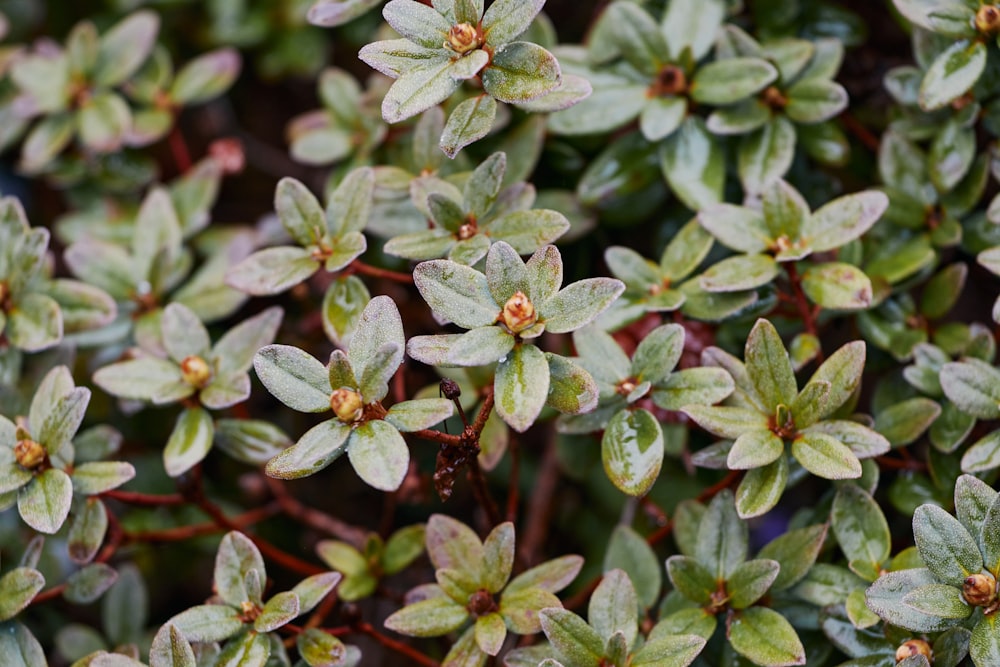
[0,0,999,666]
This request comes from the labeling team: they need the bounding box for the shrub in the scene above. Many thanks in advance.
[0,0,999,666]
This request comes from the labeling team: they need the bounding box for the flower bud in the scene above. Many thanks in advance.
[330,388,364,423]
[181,355,212,388]
[962,572,997,607]
[445,23,480,55]
[14,438,46,470]
[895,639,932,663]
[976,5,1000,34]
[501,291,537,334]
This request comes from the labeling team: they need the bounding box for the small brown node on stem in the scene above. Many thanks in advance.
[762,85,787,110]
[466,589,498,617]
[650,65,688,97]
[181,355,212,388]
[895,639,932,663]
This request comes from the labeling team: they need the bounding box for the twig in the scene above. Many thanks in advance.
[517,435,560,566]
[265,477,369,549]
[354,622,440,667]
[101,489,186,506]
[349,259,414,284]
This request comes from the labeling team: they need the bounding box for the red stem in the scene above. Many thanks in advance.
[168,124,193,173]
[354,622,440,667]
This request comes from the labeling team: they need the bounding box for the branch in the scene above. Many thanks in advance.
[265,476,370,550]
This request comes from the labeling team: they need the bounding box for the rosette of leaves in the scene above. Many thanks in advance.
[891,0,1000,111]
[358,0,574,146]
[64,186,251,348]
[384,151,569,265]
[286,67,388,166]
[686,319,891,517]
[938,356,1000,474]
[556,323,735,496]
[664,490,827,667]
[161,531,344,667]
[406,241,624,432]
[874,129,986,253]
[316,524,425,601]
[866,474,1000,666]
[0,196,116,352]
[254,295,455,490]
[384,514,583,666]
[708,27,850,193]
[227,167,374,346]
[92,303,284,477]
[533,569,706,667]
[1,366,135,533]
[594,220,712,329]
[696,179,888,311]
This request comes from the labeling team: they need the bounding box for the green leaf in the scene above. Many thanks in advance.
[78,92,130,153]
[93,11,159,86]
[603,525,661,611]
[940,360,1000,419]
[729,606,806,667]
[919,40,986,111]
[216,629,270,666]
[651,367,735,411]
[660,118,725,211]
[441,96,496,159]
[166,605,246,643]
[874,397,941,447]
[482,0,543,46]
[728,429,784,470]
[791,431,862,479]
[746,318,797,411]
[413,259,499,329]
[699,253,779,292]
[161,303,211,363]
[806,191,889,253]
[0,567,45,621]
[631,633,706,667]
[631,323,684,385]
[921,263,968,320]
[383,0,451,48]
[385,398,454,432]
[833,485,891,577]
[661,0,725,61]
[322,275,370,347]
[163,407,214,478]
[71,461,136,495]
[495,344,550,432]
[696,490,747,581]
[149,623,196,667]
[18,468,72,534]
[68,497,108,564]
[255,590,300,632]
[690,58,778,105]
[980,494,1000,576]
[226,246,320,295]
[482,42,561,103]
[475,612,507,656]
[170,48,241,106]
[801,262,873,310]
[0,621,46,667]
[39,386,90,456]
[7,293,62,352]
[784,80,848,123]
[63,563,118,605]
[902,583,973,619]
[254,345,331,413]
[956,474,999,538]
[296,628,349,667]
[507,554,583,594]
[384,596,469,637]
[758,524,828,591]
[541,278,624,334]
[545,353,599,415]
[589,569,638,647]
[212,307,283,377]
[728,559,780,609]
[913,504,983,587]
[971,614,1000,667]
[808,340,866,418]
[214,532,265,608]
[682,405,769,439]
[738,116,797,195]
[735,455,789,519]
[275,177,325,246]
[539,608,603,667]
[601,408,663,497]
[307,0,383,26]
[640,96,687,142]
[347,420,409,491]
[963,430,1000,473]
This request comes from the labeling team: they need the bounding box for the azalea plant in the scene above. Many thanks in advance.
[1,1,1000,666]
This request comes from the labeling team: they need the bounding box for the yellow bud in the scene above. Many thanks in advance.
[962,572,997,607]
[445,22,480,55]
[14,438,46,470]
[330,388,364,423]
[501,291,537,334]
[895,639,932,663]
[180,355,212,388]
[976,5,1000,34]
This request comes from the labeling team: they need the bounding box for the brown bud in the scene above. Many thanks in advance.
[976,5,1000,34]
[962,572,997,607]
[330,388,364,423]
[616,379,637,397]
[180,355,212,388]
[501,291,537,334]
[895,639,932,663]
[445,22,480,55]
[14,438,46,470]
[457,220,477,240]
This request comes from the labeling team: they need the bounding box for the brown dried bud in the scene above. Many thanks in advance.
[457,220,477,240]
[962,572,997,607]
[501,291,537,334]
[467,589,498,618]
[440,378,462,400]
[976,5,1000,34]
[895,639,932,663]
[14,438,46,470]
[445,22,480,55]
[180,355,212,388]
[330,388,364,423]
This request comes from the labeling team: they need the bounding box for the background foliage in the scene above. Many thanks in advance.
[1,0,1000,666]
